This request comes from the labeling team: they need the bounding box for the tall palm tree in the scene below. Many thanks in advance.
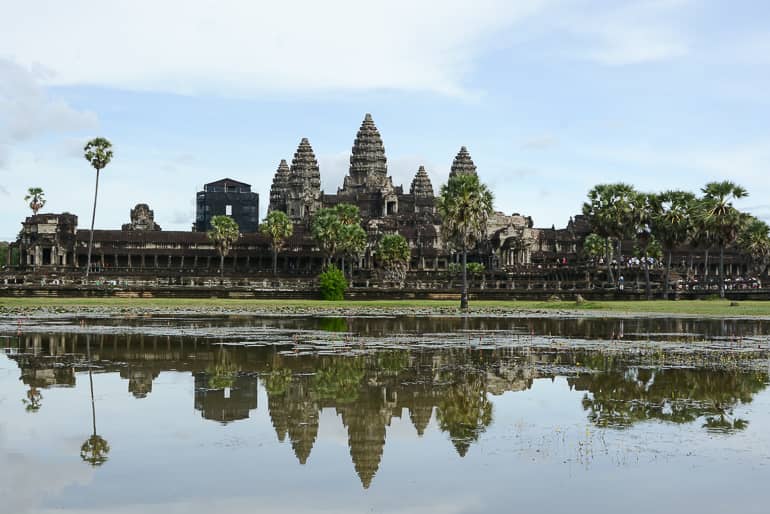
[437,173,494,310]
[338,223,367,279]
[260,211,294,276]
[24,187,46,215]
[700,181,748,298]
[632,192,658,299]
[207,215,240,277]
[650,190,696,299]
[83,138,113,279]
[582,183,638,285]
[737,216,770,279]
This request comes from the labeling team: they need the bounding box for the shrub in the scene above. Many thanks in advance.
[467,262,486,274]
[319,265,347,301]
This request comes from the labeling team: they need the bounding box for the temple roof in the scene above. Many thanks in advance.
[409,166,434,198]
[348,113,387,184]
[289,138,321,192]
[449,146,477,178]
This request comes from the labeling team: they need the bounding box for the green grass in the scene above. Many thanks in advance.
[1,297,770,316]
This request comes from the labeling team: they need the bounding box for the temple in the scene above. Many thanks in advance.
[2,113,751,289]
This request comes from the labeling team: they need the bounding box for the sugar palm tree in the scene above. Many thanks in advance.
[437,173,494,310]
[83,138,113,279]
[650,190,696,299]
[24,187,46,215]
[582,183,638,285]
[208,215,240,277]
[338,222,367,279]
[737,216,770,279]
[700,181,748,298]
[260,211,294,276]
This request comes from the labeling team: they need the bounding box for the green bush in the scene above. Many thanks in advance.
[467,262,486,274]
[319,265,347,301]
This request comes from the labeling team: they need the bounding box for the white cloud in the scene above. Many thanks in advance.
[0,59,97,168]
[0,0,547,98]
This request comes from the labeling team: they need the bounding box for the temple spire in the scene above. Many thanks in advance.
[449,146,477,178]
[348,113,387,187]
[410,165,434,198]
[286,138,322,221]
[268,159,291,212]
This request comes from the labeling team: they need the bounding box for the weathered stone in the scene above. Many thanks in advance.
[449,146,477,178]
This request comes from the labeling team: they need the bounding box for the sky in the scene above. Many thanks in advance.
[1,0,769,240]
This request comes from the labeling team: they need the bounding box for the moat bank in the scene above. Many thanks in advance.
[4,297,770,317]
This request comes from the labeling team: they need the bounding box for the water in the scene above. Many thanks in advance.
[2,315,769,514]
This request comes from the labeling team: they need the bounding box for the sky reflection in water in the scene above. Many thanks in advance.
[1,315,770,514]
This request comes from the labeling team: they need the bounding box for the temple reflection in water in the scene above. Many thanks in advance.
[4,330,768,488]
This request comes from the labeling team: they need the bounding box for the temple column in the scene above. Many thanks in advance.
[194,255,198,268]
[180,255,185,269]
[141,254,146,268]
[154,254,159,268]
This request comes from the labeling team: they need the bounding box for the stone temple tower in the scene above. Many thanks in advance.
[449,146,478,178]
[268,159,290,213]
[344,113,388,190]
[285,138,322,222]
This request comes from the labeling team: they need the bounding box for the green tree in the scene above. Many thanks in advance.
[311,204,365,274]
[582,183,638,285]
[632,192,659,299]
[437,173,494,310]
[582,233,608,288]
[24,187,46,215]
[700,181,748,298]
[260,210,294,276]
[83,138,113,279]
[339,223,367,279]
[377,233,411,285]
[650,191,696,299]
[737,216,770,279]
[208,215,240,277]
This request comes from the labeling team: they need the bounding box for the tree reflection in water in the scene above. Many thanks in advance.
[81,336,110,467]
[570,367,766,432]
[7,331,769,486]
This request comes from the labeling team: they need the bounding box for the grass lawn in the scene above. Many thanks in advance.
[1,297,770,316]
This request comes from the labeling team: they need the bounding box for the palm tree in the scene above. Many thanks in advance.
[338,223,367,279]
[83,138,113,279]
[737,216,770,279]
[310,203,363,271]
[582,233,607,288]
[207,215,240,277]
[582,183,638,285]
[24,187,46,215]
[437,173,494,310]
[311,208,340,267]
[377,233,411,286]
[700,181,748,298]
[650,191,696,299]
[631,192,659,299]
[260,211,294,276]
[81,336,110,466]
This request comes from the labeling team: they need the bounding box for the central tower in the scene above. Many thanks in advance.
[343,113,388,191]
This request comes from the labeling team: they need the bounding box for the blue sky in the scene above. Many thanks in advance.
[1,0,769,239]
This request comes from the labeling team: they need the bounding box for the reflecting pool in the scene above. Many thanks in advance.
[2,315,769,513]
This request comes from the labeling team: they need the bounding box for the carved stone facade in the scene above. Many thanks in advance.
[18,213,78,268]
[122,204,161,231]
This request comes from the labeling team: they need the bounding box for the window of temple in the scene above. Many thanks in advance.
[386,201,397,215]
[226,205,232,216]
